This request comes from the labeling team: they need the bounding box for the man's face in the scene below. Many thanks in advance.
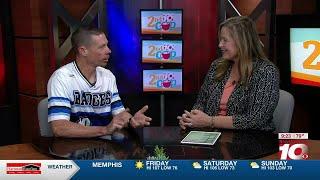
[218,27,238,61]
[85,33,111,67]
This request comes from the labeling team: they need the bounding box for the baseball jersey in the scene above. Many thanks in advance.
[47,61,125,126]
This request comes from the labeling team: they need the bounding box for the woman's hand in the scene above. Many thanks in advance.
[177,109,212,129]
[177,111,193,130]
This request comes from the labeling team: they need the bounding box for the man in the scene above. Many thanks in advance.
[47,27,152,138]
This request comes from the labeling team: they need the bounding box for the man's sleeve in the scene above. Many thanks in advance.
[47,73,71,122]
[110,77,125,116]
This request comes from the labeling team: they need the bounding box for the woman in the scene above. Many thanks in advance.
[178,16,279,131]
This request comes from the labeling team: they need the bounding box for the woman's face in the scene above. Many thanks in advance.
[218,27,238,61]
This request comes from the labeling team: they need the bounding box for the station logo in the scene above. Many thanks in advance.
[6,163,41,174]
[278,133,309,160]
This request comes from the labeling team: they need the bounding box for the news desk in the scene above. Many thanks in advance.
[0,127,319,160]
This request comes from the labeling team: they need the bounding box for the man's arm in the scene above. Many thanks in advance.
[50,120,110,138]
[50,111,129,138]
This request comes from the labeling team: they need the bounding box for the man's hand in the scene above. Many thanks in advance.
[130,105,152,128]
[106,109,131,134]
[116,108,132,123]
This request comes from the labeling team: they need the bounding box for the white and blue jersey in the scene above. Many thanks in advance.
[47,61,125,126]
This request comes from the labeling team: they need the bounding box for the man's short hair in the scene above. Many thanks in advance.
[71,27,105,54]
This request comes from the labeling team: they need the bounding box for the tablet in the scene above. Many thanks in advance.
[181,131,221,145]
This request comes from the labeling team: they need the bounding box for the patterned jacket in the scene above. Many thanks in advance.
[193,58,279,131]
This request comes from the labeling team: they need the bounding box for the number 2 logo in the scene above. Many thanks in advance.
[148,45,156,56]
[147,16,155,27]
[303,40,320,70]
[148,74,156,85]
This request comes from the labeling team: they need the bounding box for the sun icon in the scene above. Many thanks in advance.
[135,160,144,169]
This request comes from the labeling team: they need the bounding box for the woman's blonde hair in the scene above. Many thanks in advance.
[215,16,268,85]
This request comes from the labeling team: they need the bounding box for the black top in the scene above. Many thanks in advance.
[193,59,280,131]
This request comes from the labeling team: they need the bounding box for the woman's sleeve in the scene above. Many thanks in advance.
[233,64,280,130]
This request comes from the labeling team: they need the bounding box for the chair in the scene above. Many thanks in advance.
[37,97,53,137]
[273,90,295,133]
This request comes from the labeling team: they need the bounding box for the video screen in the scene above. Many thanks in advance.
[290,28,320,87]
[142,40,182,64]
[143,69,183,92]
[140,9,182,35]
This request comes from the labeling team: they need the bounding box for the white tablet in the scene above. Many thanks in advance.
[181,131,221,145]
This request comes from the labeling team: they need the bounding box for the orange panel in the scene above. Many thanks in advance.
[233,0,261,16]
[232,0,266,34]
[59,0,93,20]
[19,95,44,143]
